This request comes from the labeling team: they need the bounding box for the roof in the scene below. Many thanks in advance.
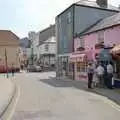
[57,0,119,18]
[39,24,55,45]
[0,30,19,45]
[82,12,120,35]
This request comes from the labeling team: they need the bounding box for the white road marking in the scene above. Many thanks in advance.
[88,92,120,112]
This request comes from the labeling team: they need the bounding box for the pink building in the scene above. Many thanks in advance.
[70,12,120,81]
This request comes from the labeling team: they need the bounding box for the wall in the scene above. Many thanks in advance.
[39,43,56,55]
[74,5,117,35]
[84,25,120,49]
[0,46,20,68]
[104,25,120,45]
[56,6,74,54]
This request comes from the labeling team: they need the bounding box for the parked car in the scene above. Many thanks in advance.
[35,65,42,72]
[27,65,42,72]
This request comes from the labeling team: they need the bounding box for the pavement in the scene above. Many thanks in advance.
[12,72,120,120]
[0,74,16,119]
[56,76,120,105]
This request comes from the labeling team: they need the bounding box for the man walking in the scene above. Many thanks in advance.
[87,63,94,88]
[107,62,114,89]
[96,62,104,88]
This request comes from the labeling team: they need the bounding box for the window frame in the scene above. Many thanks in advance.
[97,30,104,43]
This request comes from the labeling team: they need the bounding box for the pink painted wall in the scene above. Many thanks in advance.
[84,33,97,51]
[104,25,120,45]
[83,25,120,50]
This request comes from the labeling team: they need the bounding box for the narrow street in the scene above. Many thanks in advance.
[12,72,120,120]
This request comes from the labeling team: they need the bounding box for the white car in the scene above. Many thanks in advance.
[35,65,42,72]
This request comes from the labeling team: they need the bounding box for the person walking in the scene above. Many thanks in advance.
[87,62,94,88]
[96,62,104,88]
[107,62,114,89]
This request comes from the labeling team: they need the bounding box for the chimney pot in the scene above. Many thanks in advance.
[96,0,108,8]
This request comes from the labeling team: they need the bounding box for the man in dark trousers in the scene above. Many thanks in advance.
[87,63,94,88]
[107,61,114,89]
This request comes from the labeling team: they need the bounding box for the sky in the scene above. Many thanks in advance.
[0,0,119,38]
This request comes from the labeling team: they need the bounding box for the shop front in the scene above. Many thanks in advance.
[111,45,120,88]
[69,51,93,81]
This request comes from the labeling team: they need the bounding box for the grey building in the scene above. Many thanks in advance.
[56,0,119,78]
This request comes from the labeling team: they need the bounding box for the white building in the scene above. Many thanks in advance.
[38,36,56,67]
[28,25,56,68]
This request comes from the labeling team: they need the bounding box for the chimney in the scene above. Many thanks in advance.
[96,0,108,8]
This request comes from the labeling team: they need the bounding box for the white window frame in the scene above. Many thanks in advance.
[97,31,104,43]
[79,37,84,48]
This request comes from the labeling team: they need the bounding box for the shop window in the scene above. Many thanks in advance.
[76,62,87,72]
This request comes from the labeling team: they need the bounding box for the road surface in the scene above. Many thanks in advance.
[12,72,120,120]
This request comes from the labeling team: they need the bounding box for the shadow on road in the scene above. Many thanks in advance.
[39,77,95,93]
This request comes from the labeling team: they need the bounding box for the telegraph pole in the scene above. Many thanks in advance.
[5,48,9,78]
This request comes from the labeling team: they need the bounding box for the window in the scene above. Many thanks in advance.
[44,44,49,51]
[97,31,104,43]
[67,12,72,24]
[80,37,84,48]
[63,36,67,49]
[76,62,87,72]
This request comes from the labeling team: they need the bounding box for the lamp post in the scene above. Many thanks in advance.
[5,48,9,78]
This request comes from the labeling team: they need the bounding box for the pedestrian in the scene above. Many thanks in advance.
[103,62,108,88]
[11,63,15,76]
[93,64,99,88]
[87,62,94,88]
[107,61,114,89]
[96,62,104,88]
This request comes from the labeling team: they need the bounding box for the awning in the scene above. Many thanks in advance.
[111,44,120,54]
[69,53,87,62]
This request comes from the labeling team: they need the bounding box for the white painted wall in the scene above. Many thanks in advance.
[38,36,56,56]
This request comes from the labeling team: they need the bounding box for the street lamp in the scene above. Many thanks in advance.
[5,48,9,78]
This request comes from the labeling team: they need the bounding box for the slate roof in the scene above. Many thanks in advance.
[39,24,55,45]
[82,12,120,35]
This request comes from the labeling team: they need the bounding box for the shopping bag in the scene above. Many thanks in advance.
[112,77,114,86]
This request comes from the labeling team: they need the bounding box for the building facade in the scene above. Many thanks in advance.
[0,30,20,72]
[70,12,120,85]
[38,36,56,69]
[56,0,119,79]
